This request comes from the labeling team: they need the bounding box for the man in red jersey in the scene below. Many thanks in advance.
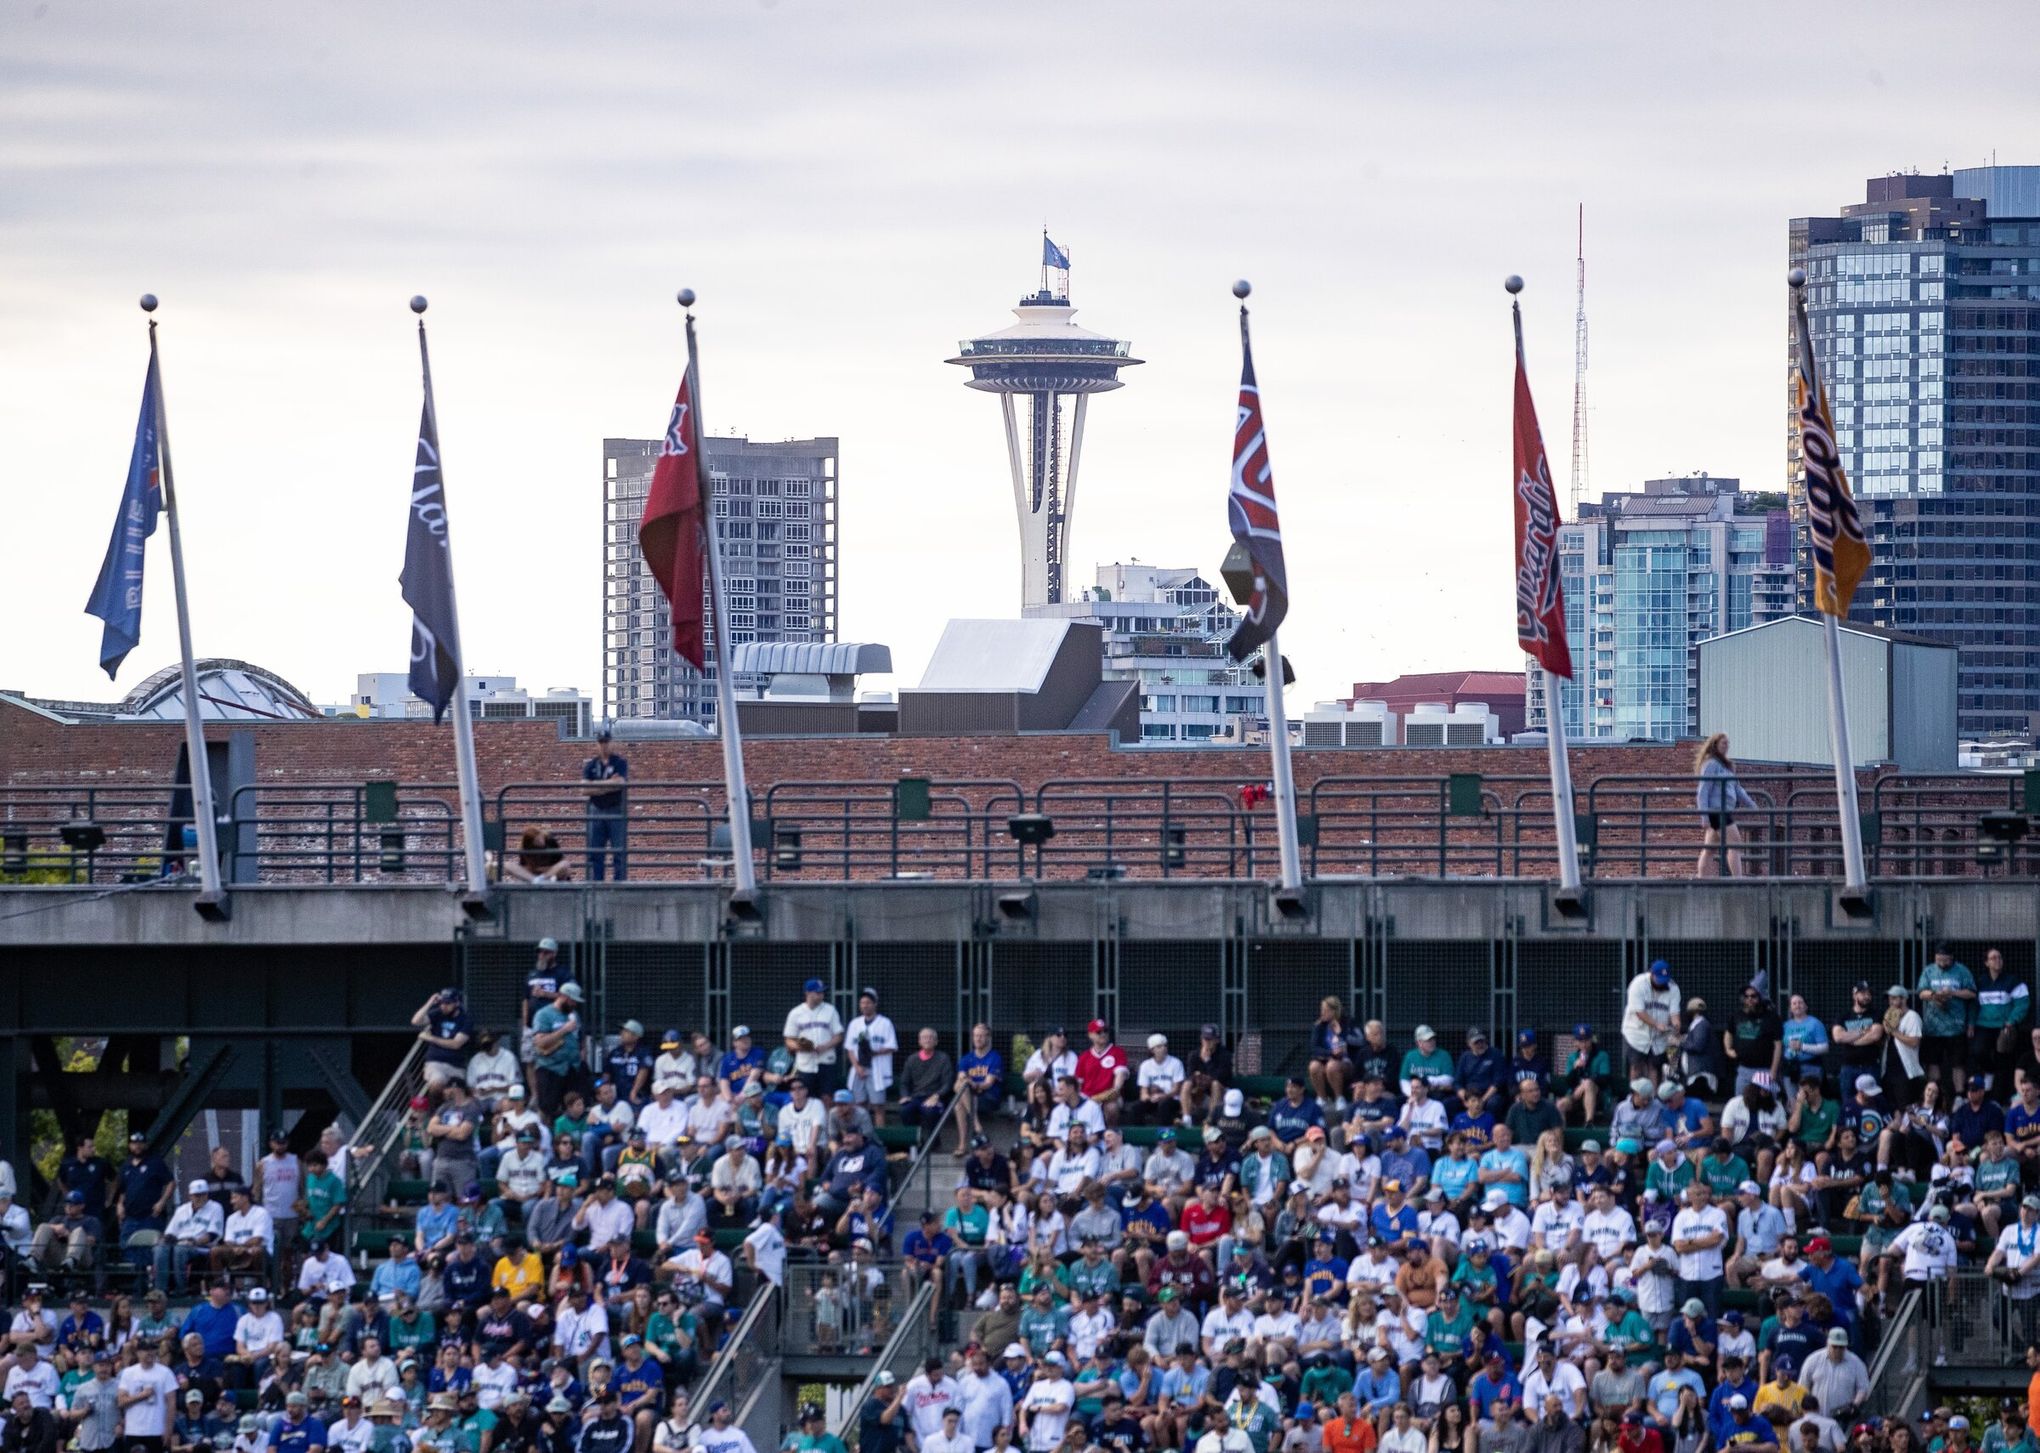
[1077,1019,1130,1127]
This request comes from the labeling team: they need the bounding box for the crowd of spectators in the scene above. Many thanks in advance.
[6,942,2040,1453]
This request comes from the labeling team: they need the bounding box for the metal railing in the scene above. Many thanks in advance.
[1862,1288,1927,1422]
[782,1259,927,1360]
[1926,1268,2040,1367]
[688,1285,780,1429]
[835,1280,937,1444]
[886,1097,964,1231]
[342,1039,433,1239]
[8,768,2039,887]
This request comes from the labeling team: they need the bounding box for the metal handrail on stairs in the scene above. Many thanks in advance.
[340,1039,432,1243]
[835,1280,937,1445]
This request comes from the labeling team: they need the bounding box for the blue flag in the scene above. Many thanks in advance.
[85,345,165,678]
[1042,235,1070,270]
[401,336,463,723]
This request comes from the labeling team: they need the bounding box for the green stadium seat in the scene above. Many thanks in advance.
[876,1126,920,1152]
[713,1227,747,1252]
[1235,1075,1288,1101]
[387,1179,430,1205]
[1719,1287,1761,1314]
[1562,1126,1612,1154]
[1831,1235,1863,1259]
[1118,1126,1165,1148]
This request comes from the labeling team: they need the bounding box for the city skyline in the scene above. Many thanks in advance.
[2,3,2030,715]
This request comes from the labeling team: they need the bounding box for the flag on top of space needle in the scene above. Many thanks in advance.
[1042,234,1070,270]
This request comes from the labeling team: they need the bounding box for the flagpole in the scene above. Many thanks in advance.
[1790,270,1868,894]
[412,299,489,902]
[1507,278,1584,896]
[1537,662,1584,893]
[1262,629,1302,891]
[141,296,227,917]
[679,290,758,897]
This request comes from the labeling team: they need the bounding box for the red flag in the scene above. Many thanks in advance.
[637,370,706,670]
[1512,318,1572,680]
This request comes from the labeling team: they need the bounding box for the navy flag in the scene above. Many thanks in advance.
[1043,235,1071,270]
[1226,321,1288,662]
[401,338,462,722]
[85,343,165,678]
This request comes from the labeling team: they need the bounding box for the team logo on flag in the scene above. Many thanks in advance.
[1226,339,1289,663]
[1795,327,1870,618]
[1511,338,1572,680]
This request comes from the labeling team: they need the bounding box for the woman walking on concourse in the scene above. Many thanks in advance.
[1694,733,1758,877]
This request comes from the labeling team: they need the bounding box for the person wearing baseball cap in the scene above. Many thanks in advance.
[1134,1033,1186,1127]
[579,724,629,881]
[1622,960,1679,1085]
[1556,1022,1611,1128]
[1077,1020,1128,1124]
[785,978,844,1094]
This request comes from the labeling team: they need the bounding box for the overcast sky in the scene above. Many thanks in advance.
[2,2,2030,715]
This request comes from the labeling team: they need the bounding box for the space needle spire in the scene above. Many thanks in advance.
[947,237,1143,608]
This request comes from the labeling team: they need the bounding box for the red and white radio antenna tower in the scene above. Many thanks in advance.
[1570,203,1589,514]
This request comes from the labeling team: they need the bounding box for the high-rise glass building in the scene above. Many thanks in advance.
[1526,476,1793,741]
[1790,167,2040,740]
[601,435,838,723]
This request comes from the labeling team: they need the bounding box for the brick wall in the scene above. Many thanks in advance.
[0,699,1698,800]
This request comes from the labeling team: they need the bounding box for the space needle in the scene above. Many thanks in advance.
[947,237,1142,608]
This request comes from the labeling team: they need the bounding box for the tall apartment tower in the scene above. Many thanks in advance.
[1791,168,2040,739]
[1526,475,1794,741]
[947,247,1141,609]
[601,435,838,723]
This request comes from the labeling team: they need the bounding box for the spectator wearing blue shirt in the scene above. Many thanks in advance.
[1353,1347,1400,1415]
[1267,1080,1325,1151]
[717,1030,767,1095]
[411,989,473,1090]
[1953,1076,2008,1151]
[1508,1031,1549,1100]
[414,1183,461,1257]
[1376,1127,1431,1194]
[1658,1082,1714,1147]
[1455,1028,1509,1114]
[605,1021,654,1105]
[1706,1357,1760,1446]
[1799,1236,1863,1332]
[179,1283,243,1360]
[955,1024,1006,1150]
[368,1242,424,1305]
[1450,1091,1498,1154]
[1646,1349,1706,1425]
[1476,1126,1531,1207]
[1727,1182,1787,1287]
[817,1127,888,1217]
[116,1132,176,1247]
[1468,1350,1522,1421]
[269,1394,325,1453]
[1780,995,1829,1084]
[1665,1302,1718,1362]
[1369,1183,1420,1244]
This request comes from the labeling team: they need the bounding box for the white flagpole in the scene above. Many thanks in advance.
[1790,271,1868,893]
[681,290,757,895]
[1539,663,1584,892]
[142,298,227,915]
[413,301,490,902]
[1263,631,1302,891]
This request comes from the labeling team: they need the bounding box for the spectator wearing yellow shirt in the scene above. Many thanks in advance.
[492,1241,546,1307]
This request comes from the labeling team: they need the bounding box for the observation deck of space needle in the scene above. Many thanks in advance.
[947,233,1144,610]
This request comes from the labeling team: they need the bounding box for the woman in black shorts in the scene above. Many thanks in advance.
[1693,733,1758,877]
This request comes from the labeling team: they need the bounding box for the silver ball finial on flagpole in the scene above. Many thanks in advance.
[1232,279,1252,300]
[1787,267,1807,290]
[1504,275,1524,295]
[139,294,159,313]
[409,295,429,315]
[677,288,696,308]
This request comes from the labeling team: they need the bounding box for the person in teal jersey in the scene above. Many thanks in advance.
[531,982,587,1116]
[1697,1140,1751,1199]
[1400,1027,1454,1098]
[1067,1240,1120,1301]
[1918,943,1977,1092]
[1476,1125,1530,1208]
[788,1404,849,1453]
[1423,1285,1478,1369]
[1975,947,2032,1090]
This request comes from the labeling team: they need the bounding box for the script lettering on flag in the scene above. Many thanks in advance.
[85,349,166,678]
[637,370,708,670]
[1795,309,1871,618]
[1225,335,1289,663]
[400,390,463,722]
[1511,335,1573,680]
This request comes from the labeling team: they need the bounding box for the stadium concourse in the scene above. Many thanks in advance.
[7,943,2040,1453]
